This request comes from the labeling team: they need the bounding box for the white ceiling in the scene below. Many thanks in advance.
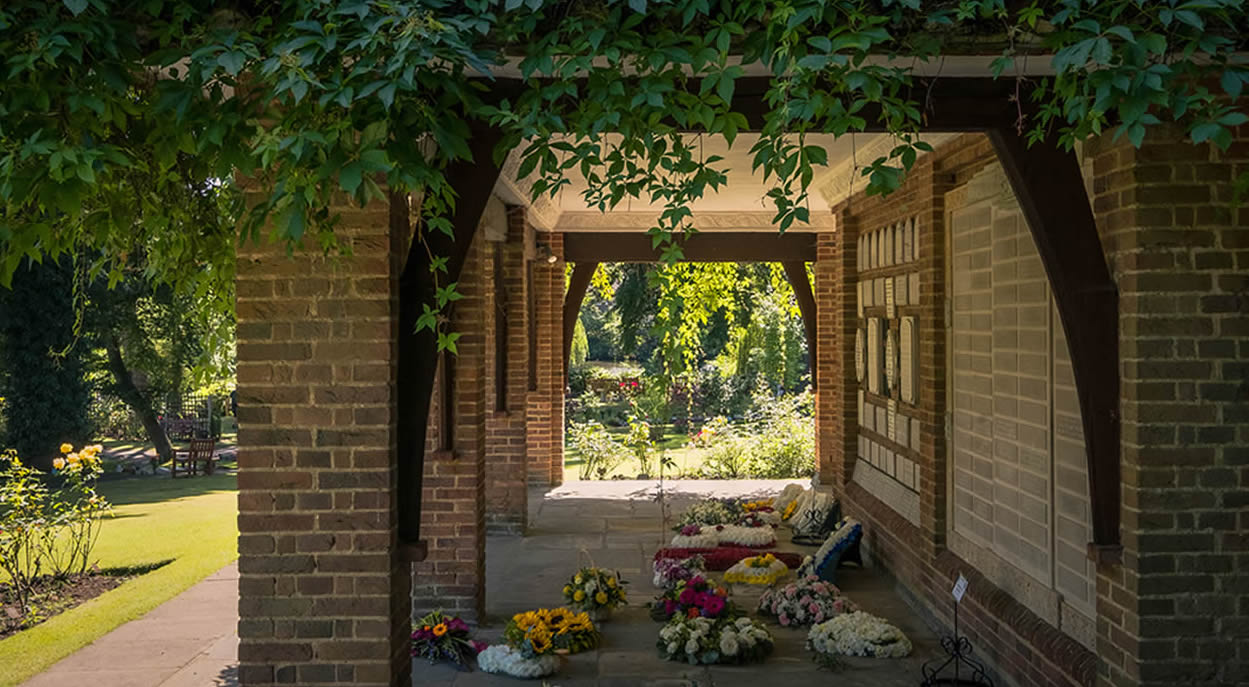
[494,132,954,231]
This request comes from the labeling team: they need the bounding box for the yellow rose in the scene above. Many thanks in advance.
[607,577,617,588]
[53,457,65,470]
[60,443,73,454]
[573,590,585,602]
[574,574,583,584]
[594,591,608,605]
[562,585,572,596]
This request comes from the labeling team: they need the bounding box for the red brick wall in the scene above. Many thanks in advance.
[1087,128,1249,687]
[484,207,531,533]
[827,135,1099,687]
[410,229,491,622]
[527,231,565,487]
[814,231,854,486]
[236,198,411,686]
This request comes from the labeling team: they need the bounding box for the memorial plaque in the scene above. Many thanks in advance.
[857,234,865,272]
[910,219,920,261]
[885,326,898,394]
[902,219,914,262]
[900,317,918,404]
[895,274,908,306]
[863,403,875,431]
[908,271,920,304]
[855,328,866,383]
[872,230,881,268]
[874,277,885,307]
[896,413,909,446]
[910,417,922,450]
[883,226,894,267]
[858,389,865,425]
[887,399,897,441]
[895,223,905,264]
[885,278,896,319]
[876,405,888,435]
[867,318,881,394]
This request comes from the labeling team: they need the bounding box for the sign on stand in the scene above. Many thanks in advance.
[952,573,968,603]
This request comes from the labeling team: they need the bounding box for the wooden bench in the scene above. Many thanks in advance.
[172,438,217,478]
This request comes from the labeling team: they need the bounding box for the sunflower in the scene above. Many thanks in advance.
[432,623,448,637]
[527,626,553,654]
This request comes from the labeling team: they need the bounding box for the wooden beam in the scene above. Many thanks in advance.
[782,261,818,388]
[397,123,505,550]
[563,232,818,263]
[987,128,1121,552]
[563,261,598,379]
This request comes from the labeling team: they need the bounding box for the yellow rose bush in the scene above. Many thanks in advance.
[0,444,111,624]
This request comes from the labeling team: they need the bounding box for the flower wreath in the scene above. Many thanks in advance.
[715,523,776,548]
[658,615,774,665]
[652,555,706,589]
[758,575,858,627]
[670,524,720,549]
[476,645,560,678]
[797,518,863,582]
[723,553,789,586]
[807,611,912,660]
[653,547,803,571]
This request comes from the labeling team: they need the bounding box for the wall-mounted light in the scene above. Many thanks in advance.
[536,242,558,264]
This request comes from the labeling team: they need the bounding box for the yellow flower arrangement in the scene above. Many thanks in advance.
[724,554,789,586]
[505,607,600,655]
[743,499,774,512]
[782,500,798,521]
[562,566,627,613]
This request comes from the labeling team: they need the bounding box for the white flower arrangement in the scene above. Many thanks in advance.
[715,524,776,548]
[675,500,740,529]
[807,611,912,660]
[723,553,788,586]
[477,645,561,678]
[758,575,858,627]
[657,615,773,665]
[797,518,862,580]
[670,525,721,549]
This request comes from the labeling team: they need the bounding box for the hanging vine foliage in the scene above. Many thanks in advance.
[1,0,1246,349]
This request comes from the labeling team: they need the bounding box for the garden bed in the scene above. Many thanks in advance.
[1,571,130,639]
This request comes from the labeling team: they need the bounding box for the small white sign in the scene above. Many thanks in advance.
[952,574,969,603]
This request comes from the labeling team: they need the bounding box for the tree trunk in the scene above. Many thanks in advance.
[105,333,174,462]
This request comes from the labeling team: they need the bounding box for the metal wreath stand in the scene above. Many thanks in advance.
[920,579,994,687]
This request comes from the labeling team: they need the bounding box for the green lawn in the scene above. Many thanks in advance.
[0,474,238,687]
[564,425,712,480]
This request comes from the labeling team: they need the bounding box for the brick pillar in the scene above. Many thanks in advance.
[235,199,410,686]
[484,207,530,533]
[813,230,854,489]
[1088,129,1249,687]
[527,231,565,487]
[411,230,490,623]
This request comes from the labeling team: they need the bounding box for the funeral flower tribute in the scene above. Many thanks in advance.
[649,575,737,621]
[723,552,789,586]
[410,610,484,668]
[562,566,627,614]
[758,575,858,627]
[807,611,913,661]
[657,615,773,665]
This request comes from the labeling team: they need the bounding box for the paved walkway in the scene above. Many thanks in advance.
[416,479,941,686]
[23,479,941,687]
[21,564,239,687]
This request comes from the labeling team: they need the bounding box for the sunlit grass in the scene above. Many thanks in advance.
[0,474,238,687]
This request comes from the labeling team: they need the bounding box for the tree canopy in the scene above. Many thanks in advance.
[2,0,1246,349]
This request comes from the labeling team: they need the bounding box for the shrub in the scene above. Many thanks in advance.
[0,444,111,618]
[567,421,628,480]
[625,418,654,477]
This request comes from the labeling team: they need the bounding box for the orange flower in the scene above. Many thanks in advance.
[432,623,448,637]
[687,607,700,619]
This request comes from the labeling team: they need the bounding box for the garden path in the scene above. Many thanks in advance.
[416,478,941,686]
[20,563,239,687]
